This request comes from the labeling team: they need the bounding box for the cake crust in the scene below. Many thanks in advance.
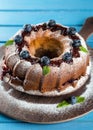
[2,21,90,96]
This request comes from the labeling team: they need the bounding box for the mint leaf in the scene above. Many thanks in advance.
[57,96,85,108]
[5,39,14,46]
[76,96,85,103]
[43,66,50,75]
[79,46,88,53]
[57,100,70,108]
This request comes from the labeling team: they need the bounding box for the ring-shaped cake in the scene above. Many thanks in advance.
[2,20,90,96]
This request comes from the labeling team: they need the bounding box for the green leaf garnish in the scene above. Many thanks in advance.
[43,66,50,75]
[57,100,69,108]
[76,96,85,103]
[5,39,14,46]
[57,96,85,108]
[79,46,88,53]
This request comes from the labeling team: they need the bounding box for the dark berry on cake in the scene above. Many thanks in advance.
[68,96,77,105]
[14,35,23,45]
[67,27,77,35]
[40,56,50,66]
[20,50,30,59]
[62,52,72,62]
[48,20,56,27]
[23,24,32,33]
[42,23,47,30]
[72,39,81,48]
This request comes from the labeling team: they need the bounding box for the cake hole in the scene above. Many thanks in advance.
[28,37,63,59]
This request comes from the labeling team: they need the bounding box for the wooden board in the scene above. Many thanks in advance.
[0,46,93,123]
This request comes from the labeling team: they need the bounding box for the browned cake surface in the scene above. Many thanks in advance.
[2,21,90,96]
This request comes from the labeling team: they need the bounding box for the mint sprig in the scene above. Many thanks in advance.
[57,96,85,108]
[79,46,88,53]
[76,96,85,103]
[57,100,69,108]
[43,66,50,75]
[5,39,14,46]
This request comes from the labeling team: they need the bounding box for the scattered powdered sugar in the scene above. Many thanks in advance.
[0,28,93,123]
[0,78,93,123]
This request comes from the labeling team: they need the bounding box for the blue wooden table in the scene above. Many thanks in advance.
[0,0,93,129]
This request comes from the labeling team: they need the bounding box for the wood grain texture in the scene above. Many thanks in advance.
[79,17,93,40]
[1,111,93,123]
[0,11,93,25]
[0,0,93,10]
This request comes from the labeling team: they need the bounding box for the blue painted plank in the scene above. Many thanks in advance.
[87,42,93,48]
[0,122,93,130]
[0,0,93,10]
[0,26,21,41]
[0,114,20,123]
[0,11,93,25]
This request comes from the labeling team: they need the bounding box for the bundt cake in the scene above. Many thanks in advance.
[2,20,90,96]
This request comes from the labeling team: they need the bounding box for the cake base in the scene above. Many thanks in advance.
[0,46,93,123]
[3,47,91,97]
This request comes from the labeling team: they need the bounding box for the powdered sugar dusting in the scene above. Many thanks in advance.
[0,57,93,123]
[7,61,90,97]
[0,25,93,123]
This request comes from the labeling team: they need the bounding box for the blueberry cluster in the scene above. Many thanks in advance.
[13,20,81,66]
[23,20,56,34]
[48,21,77,36]
[22,20,77,38]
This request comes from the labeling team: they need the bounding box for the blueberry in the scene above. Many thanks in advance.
[43,23,47,27]
[48,20,56,27]
[68,96,77,105]
[67,27,77,35]
[20,50,30,59]
[23,24,32,32]
[42,23,47,30]
[14,35,23,44]
[62,52,72,62]
[40,56,50,66]
[72,39,81,48]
